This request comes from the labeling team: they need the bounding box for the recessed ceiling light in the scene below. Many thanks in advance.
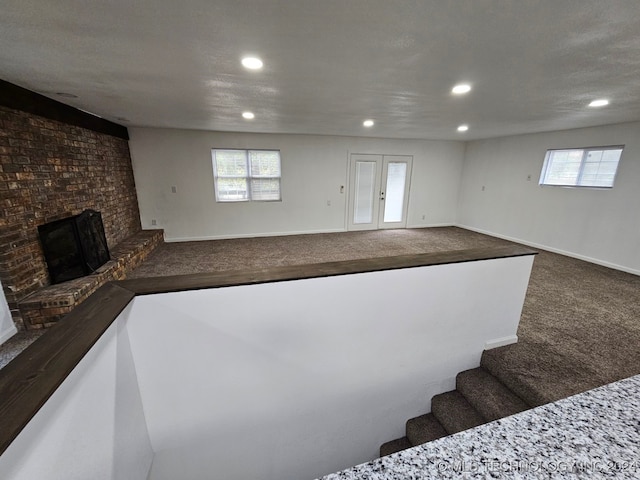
[56,92,78,98]
[457,124,469,132]
[363,119,374,127]
[452,84,472,95]
[242,111,255,120]
[588,99,609,107]
[241,57,263,70]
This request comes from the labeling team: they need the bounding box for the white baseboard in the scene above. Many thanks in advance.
[405,222,455,229]
[484,335,518,350]
[457,224,640,277]
[0,324,18,346]
[164,228,347,243]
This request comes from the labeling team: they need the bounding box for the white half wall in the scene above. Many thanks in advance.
[0,305,154,480]
[457,121,640,274]
[125,254,534,480]
[128,128,465,241]
[0,281,17,345]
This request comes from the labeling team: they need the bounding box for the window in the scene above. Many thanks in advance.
[212,149,281,202]
[539,146,623,188]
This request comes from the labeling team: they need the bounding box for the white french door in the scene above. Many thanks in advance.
[347,154,412,231]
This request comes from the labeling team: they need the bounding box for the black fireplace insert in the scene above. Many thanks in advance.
[38,210,110,284]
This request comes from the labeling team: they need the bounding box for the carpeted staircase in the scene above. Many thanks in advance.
[380,347,533,457]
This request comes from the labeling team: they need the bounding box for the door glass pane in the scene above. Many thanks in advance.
[353,161,376,224]
[383,162,407,223]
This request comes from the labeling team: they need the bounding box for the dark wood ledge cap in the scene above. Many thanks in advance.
[0,245,536,456]
[0,283,134,456]
[118,245,537,295]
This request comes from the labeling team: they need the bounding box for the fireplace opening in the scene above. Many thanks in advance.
[38,210,110,284]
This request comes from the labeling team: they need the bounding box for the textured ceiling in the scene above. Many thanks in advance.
[2,0,640,140]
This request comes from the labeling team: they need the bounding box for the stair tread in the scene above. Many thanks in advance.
[380,436,412,457]
[481,343,606,407]
[456,367,530,421]
[431,390,487,434]
[406,413,448,446]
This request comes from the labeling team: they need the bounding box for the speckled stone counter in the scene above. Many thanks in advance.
[319,375,640,479]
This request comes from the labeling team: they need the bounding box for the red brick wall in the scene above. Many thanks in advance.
[0,106,141,328]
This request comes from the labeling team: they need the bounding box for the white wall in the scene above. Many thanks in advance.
[0,281,17,345]
[457,121,640,274]
[0,254,533,479]
[125,255,534,480]
[128,128,465,241]
[0,305,154,480]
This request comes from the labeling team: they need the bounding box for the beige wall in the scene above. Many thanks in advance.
[458,121,640,274]
[129,128,465,241]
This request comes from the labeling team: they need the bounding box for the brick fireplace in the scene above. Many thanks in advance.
[0,81,145,329]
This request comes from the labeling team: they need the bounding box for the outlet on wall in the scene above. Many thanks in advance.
[151,219,157,226]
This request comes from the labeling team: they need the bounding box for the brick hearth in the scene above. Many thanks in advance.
[17,229,163,328]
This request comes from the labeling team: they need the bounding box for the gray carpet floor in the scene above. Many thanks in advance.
[484,247,640,405]
[128,227,513,276]
[2,226,639,407]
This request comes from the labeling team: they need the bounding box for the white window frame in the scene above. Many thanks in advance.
[539,145,623,188]
[212,149,282,202]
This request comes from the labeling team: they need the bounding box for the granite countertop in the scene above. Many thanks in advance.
[319,375,640,479]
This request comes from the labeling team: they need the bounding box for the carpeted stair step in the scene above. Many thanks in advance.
[379,436,412,457]
[405,412,448,446]
[456,367,530,421]
[481,342,606,407]
[431,390,487,434]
